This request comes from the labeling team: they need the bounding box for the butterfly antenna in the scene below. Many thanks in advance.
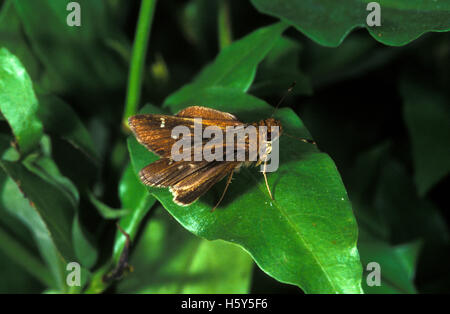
[271,81,296,118]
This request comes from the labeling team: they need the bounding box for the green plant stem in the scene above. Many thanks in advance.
[218,0,232,50]
[122,0,157,129]
[0,226,54,288]
[84,262,112,294]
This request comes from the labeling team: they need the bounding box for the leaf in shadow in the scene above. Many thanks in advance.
[250,0,450,47]
[0,166,67,291]
[164,22,288,106]
[400,77,450,196]
[359,230,421,294]
[250,36,312,96]
[117,206,253,294]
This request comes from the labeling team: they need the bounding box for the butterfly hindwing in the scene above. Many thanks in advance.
[170,161,241,206]
[139,159,210,187]
[139,157,241,206]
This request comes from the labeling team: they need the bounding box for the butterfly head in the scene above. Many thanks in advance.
[263,118,283,142]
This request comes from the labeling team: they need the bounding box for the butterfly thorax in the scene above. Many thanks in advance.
[243,118,282,167]
[257,118,283,137]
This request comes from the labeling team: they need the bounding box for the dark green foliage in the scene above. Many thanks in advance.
[0,0,448,294]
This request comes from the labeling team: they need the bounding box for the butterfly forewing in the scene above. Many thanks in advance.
[128,107,243,158]
[176,106,239,121]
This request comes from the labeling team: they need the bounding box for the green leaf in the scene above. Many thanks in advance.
[88,191,131,220]
[0,246,44,293]
[0,132,19,161]
[0,207,53,289]
[0,48,43,154]
[359,226,422,294]
[250,36,312,96]
[394,241,422,280]
[128,90,363,293]
[12,0,126,92]
[348,143,444,294]
[347,142,392,240]
[164,86,273,116]
[37,95,99,163]
[250,0,450,47]
[400,78,450,196]
[303,32,401,88]
[164,22,288,106]
[0,147,93,290]
[36,96,99,192]
[0,0,40,81]
[0,160,76,263]
[27,152,79,208]
[117,206,253,294]
[0,167,66,291]
[359,234,420,294]
[72,214,98,269]
[374,159,449,245]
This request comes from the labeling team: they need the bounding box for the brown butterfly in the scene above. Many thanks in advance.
[128,105,291,210]
[128,86,315,210]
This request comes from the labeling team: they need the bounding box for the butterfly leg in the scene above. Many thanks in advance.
[262,160,273,200]
[211,169,235,212]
